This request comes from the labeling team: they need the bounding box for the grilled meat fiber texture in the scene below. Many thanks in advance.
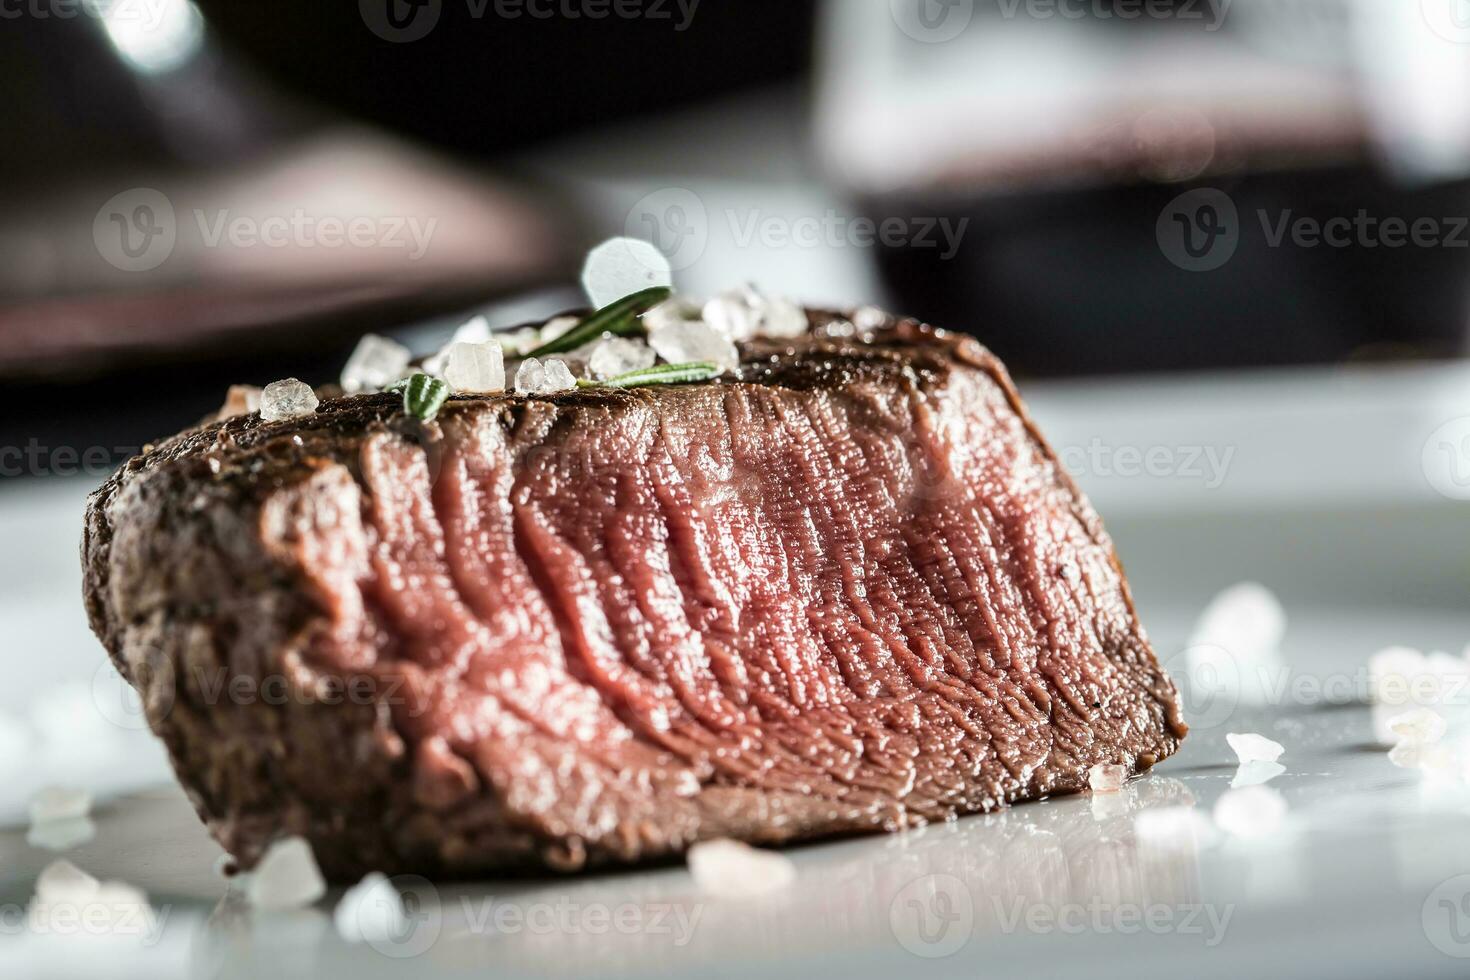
[83,312,1186,879]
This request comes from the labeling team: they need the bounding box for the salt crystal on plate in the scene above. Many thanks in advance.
[1186,582,1286,708]
[35,859,100,904]
[541,359,577,393]
[1388,707,1447,745]
[760,295,809,338]
[648,320,740,372]
[589,337,656,380]
[28,817,97,852]
[444,341,505,393]
[687,839,796,898]
[1230,761,1286,789]
[1091,788,1131,821]
[582,238,673,309]
[1388,740,1456,773]
[1226,732,1285,765]
[1088,763,1127,793]
[515,358,545,395]
[1212,786,1287,839]
[335,872,407,944]
[260,379,319,422]
[30,786,92,824]
[1135,807,1220,849]
[1368,646,1427,706]
[245,837,326,911]
[341,335,411,393]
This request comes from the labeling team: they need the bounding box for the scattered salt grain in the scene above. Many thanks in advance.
[702,287,809,341]
[30,786,92,825]
[1388,740,1456,773]
[1230,761,1286,789]
[541,359,577,393]
[340,335,412,394]
[648,319,740,372]
[35,860,99,904]
[1212,786,1287,840]
[444,341,505,393]
[514,357,545,395]
[1388,707,1447,746]
[589,336,657,380]
[32,860,149,932]
[450,315,492,346]
[1135,807,1220,850]
[260,379,319,422]
[702,290,762,341]
[1091,788,1131,821]
[1088,763,1127,793]
[687,839,796,898]
[245,837,326,911]
[642,296,703,334]
[582,238,673,309]
[1186,582,1286,708]
[28,817,97,852]
[334,872,407,944]
[1226,732,1285,765]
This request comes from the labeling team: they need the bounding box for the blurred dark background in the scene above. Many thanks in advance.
[2,0,1470,465]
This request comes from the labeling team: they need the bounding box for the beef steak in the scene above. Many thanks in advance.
[83,312,1186,878]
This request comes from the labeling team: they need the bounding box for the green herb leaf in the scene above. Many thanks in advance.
[582,361,724,390]
[524,286,672,358]
[401,373,450,421]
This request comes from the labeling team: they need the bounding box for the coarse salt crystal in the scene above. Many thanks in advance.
[1230,761,1286,789]
[1212,786,1287,839]
[1088,763,1127,793]
[1226,732,1285,765]
[260,379,319,422]
[245,837,326,911]
[589,336,657,380]
[1369,646,1428,706]
[642,297,702,334]
[1091,789,1131,820]
[340,335,412,394]
[30,786,92,824]
[687,839,796,898]
[1388,707,1447,746]
[334,872,407,944]
[514,357,544,395]
[444,341,505,393]
[703,290,762,341]
[648,320,739,372]
[760,295,809,338]
[582,238,673,309]
[541,358,577,393]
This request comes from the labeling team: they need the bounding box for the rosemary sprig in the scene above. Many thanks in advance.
[523,286,672,358]
[398,373,450,421]
[578,361,723,390]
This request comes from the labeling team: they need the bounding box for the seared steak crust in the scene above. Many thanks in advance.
[83,312,1185,879]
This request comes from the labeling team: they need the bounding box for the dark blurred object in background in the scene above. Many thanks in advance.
[819,1,1470,375]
